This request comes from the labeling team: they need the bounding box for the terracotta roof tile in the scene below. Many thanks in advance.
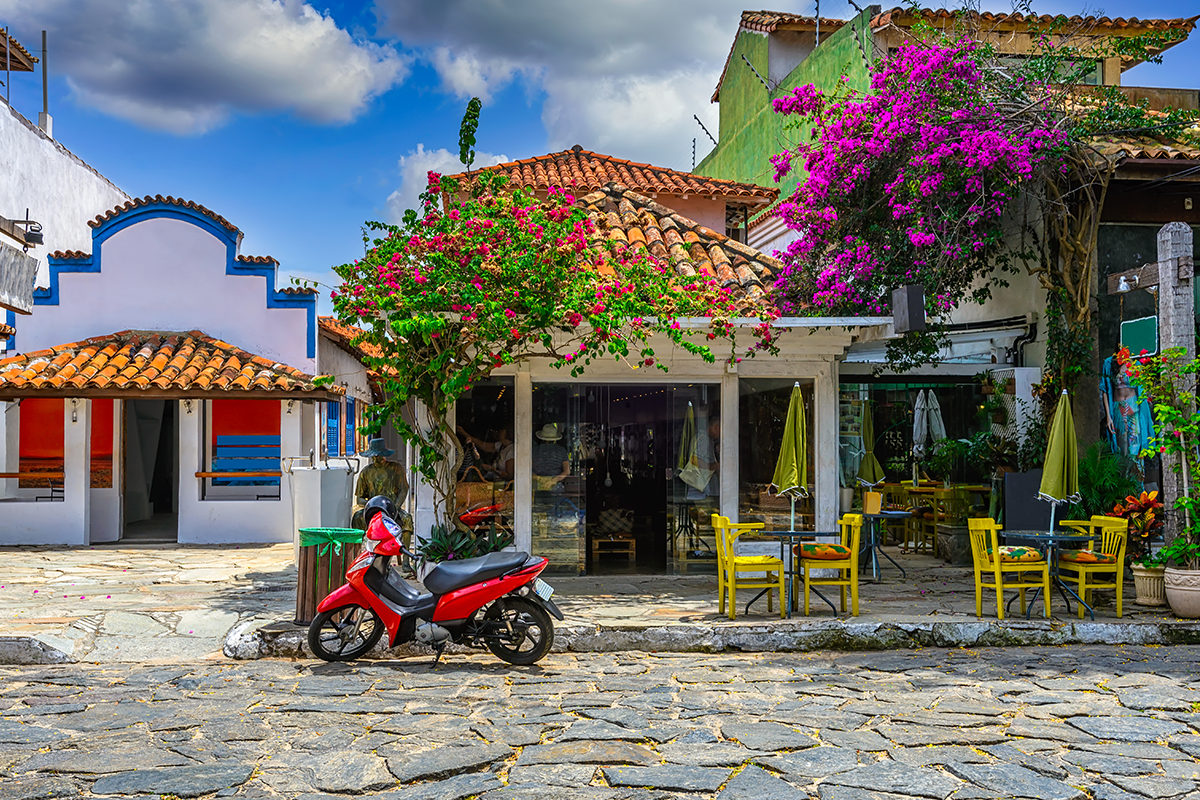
[445,146,778,206]
[278,286,319,295]
[1094,136,1200,161]
[1,30,37,72]
[0,323,15,339]
[577,184,779,310]
[0,331,342,399]
[237,254,279,265]
[89,195,240,234]
[319,317,384,361]
[47,250,90,260]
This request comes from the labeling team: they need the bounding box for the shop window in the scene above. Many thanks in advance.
[739,379,815,529]
[454,377,515,543]
[345,398,357,456]
[18,398,64,490]
[91,399,114,489]
[205,399,281,499]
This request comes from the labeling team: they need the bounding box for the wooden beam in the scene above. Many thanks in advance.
[195,471,282,478]
[1107,261,1161,295]
[0,389,339,401]
[0,472,64,479]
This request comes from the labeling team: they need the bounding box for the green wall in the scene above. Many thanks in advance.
[697,8,876,201]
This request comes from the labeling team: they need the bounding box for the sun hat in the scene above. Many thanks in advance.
[535,423,562,442]
[361,438,396,457]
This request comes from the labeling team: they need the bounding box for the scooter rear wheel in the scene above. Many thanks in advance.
[485,597,554,665]
[308,604,385,662]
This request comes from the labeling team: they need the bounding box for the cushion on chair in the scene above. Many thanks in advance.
[985,545,1044,563]
[1059,549,1118,565]
[733,555,783,566]
[796,543,852,560]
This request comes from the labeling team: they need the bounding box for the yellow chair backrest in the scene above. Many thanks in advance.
[1090,515,1128,557]
[863,492,883,515]
[968,517,1001,566]
[838,513,864,549]
[712,514,730,564]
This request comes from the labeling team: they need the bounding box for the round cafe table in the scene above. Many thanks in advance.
[743,531,840,617]
[1003,530,1099,620]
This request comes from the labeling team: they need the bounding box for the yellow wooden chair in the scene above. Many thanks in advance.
[794,513,863,616]
[1057,515,1128,618]
[712,514,786,620]
[968,517,1051,619]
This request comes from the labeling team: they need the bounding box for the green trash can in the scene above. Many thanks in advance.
[296,528,363,624]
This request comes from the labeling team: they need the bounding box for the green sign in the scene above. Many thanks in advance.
[1120,316,1158,356]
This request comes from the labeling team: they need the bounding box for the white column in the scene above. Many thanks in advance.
[1,401,15,498]
[281,399,303,551]
[176,398,203,543]
[63,398,91,546]
[514,369,533,553]
[815,360,839,533]
[720,369,738,521]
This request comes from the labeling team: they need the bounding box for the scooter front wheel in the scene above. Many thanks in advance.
[308,604,385,662]
[485,597,554,665]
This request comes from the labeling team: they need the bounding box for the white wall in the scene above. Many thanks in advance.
[317,335,374,409]
[0,100,128,291]
[177,399,302,544]
[89,399,121,543]
[14,217,312,370]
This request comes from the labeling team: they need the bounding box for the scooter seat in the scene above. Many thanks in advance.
[424,551,532,595]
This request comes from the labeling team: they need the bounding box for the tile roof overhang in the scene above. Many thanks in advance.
[444,146,778,208]
[0,322,13,341]
[712,12,848,102]
[0,330,343,400]
[319,316,383,361]
[578,183,779,310]
[1,30,37,72]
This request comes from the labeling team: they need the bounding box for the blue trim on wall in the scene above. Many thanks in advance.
[38,202,317,358]
[3,308,14,353]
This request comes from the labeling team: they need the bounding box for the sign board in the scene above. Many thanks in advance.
[0,240,36,314]
[1120,316,1158,356]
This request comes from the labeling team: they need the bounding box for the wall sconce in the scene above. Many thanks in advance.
[70,398,78,423]
[184,399,194,415]
[1117,274,1139,293]
[286,400,295,415]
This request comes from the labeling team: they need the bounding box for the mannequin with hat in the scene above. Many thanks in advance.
[351,438,412,545]
[532,423,570,491]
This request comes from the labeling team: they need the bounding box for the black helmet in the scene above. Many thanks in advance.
[363,495,397,527]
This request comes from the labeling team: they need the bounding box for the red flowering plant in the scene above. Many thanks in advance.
[1118,346,1200,569]
[329,168,776,529]
[1110,490,1164,565]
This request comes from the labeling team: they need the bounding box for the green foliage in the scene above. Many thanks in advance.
[458,97,482,170]
[965,431,1017,478]
[419,525,479,565]
[1065,442,1139,519]
[924,439,965,481]
[477,522,514,555]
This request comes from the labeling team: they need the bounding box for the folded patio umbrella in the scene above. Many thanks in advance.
[770,383,809,531]
[912,390,929,460]
[927,391,947,446]
[678,401,695,474]
[1039,390,1080,531]
[857,400,886,487]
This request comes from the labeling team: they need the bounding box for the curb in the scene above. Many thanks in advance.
[223,618,1200,660]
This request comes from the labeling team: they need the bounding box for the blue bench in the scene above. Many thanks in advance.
[211,435,281,491]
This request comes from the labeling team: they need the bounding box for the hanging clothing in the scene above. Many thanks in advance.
[1100,355,1154,477]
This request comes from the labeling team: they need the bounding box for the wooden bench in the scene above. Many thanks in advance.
[591,537,636,561]
[0,472,65,501]
[199,435,281,498]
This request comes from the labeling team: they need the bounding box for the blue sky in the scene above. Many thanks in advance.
[0,0,1196,310]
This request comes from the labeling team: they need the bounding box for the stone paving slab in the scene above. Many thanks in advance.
[0,646,1198,799]
[4,543,1200,665]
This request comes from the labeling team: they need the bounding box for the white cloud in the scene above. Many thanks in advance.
[374,0,733,169]
[0,0,409,134]
[386,144,509,224]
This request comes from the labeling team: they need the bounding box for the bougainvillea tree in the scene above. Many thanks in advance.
[330,167,774,529]
[771,16,1197,377]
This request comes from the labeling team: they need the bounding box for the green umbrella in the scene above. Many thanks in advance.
[771,383,809,530]
[857,400,886,487]
[1039,390,1080,530]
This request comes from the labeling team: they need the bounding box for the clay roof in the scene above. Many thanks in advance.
[0,323,13,340]
[1,30,38,72]
[236,254,278,265]
[0,330,342,399]
[319,317,383,361]
[712,12,848,102]
[1096,137,1200,162]
[90,195,240,234]
[444,146,778,206]
[47,250,90,260]
[578,184,778,307]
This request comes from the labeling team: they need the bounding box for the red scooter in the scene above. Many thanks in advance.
[308,499,562,665]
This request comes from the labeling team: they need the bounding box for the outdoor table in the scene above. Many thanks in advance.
[744,531,840,618]
[861,511,911,580]
[1003,530,1098,620]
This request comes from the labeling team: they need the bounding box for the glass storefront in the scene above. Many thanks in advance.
[453,378,515,544]
[530,383,721,575]
[739,379,816,530]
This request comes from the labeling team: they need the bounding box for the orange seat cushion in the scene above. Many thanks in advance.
[796,543,852,560]
[985,545,1044,563]
[1059,549,1118,565]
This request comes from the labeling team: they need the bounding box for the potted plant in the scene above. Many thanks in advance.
[1120,346,1200,618]
[1113,491,1166,606]
[417,523,515,580]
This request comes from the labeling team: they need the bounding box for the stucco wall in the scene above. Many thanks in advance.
[317,336,374,408]
[14,217,313,371]
[0,101,128,288]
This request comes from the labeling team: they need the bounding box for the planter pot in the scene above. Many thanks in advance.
[936,524,972,567]
[1132,564,1166,607]
[1164,567,1200,618]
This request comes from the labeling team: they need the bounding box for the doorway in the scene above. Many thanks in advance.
[530,383,721,575]
[123,399,178,542]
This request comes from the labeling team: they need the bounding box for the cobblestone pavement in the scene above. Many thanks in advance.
[3,645,1200,799]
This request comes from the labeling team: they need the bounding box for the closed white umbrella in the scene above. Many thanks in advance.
[927,391,947,447]
[912,390,929,459]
